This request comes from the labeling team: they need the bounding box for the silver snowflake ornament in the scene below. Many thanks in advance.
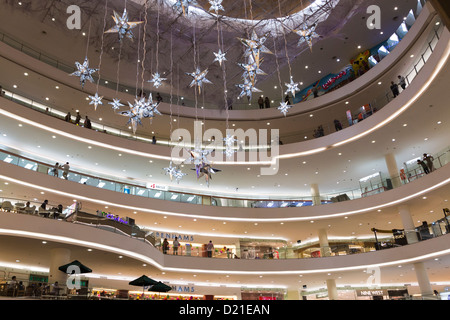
[70,57,98,89]
[208,0,225,14]
[186,67,213,94]
[213,50,227,66]
[278,101,292,116]
[109,98,124,110]
[89,92,104,111]
[148,72,167,88]
[285,77,300,98]
[105,8,143,42]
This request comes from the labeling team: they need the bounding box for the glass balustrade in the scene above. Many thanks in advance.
[0,146,449,209]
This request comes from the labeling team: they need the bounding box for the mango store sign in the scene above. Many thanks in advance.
[146,182,169,191]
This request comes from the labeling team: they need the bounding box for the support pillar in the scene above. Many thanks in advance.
[385,153,402,189]
[49,248,71,286]
[286,289,300,300]
[326,279,338,300]
[399,205,419,244]
[413,261,433,298]
[311,183,321,206]
[318,228,331,257]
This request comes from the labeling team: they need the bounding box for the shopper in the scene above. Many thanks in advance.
[423,153,435,172]
[417,159,429,174]
[52,162,60,177]
[162,238,169,254]
[84,116,92,129]
[152,136,157,145]
[172,237,180,255]
[284,95,291,105]
[264,97,270,109]
[258,96,264,109]
[74,112,81,125]
[398,75,407,90]
[390,81,399,98]
[334,119,343,131]
[156,92,163,103]
[65,112,72,123]
[61,162,70,180]
[312,86,319,98]
[207,240,214,258]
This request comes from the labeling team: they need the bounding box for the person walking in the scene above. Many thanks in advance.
[264,97,271,109]
[162,238,169,254]
[390,81,399,98]
[84,116,92,129]
[334,119,343,131]
[207,240,214,258]
[417,159,429,174]
[61,162,70,180]
[423,153,435,172]
[258,96,264,109]
[398,75,406,90]
[172,237,180,255]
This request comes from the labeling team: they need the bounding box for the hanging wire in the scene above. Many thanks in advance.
[95,0,109,94]
[140,0,150,94]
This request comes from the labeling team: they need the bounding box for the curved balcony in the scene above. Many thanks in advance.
[0,212,448,275]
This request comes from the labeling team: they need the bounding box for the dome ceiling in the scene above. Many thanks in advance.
[5,0,368,106]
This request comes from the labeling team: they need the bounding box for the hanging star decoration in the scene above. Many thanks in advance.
[173,0,198,16]
[237,76,262,99]
[120,101,143,134]
[285,77,300,97]
[148,72,167,89]
[208,0,225,14]
[105,8,143,42]
[164,162,187,184]
[140,94,162,120]
[186,68,213,94]
[89,92,104,111]
[238,31,273,58]
[192,164,221,187]
[238,58,267,83]
[70,57,98,89]
[277,101,292,116]
[223,134,237,158]
[293,24,320,51]
[109,98,124,111]
[213,50,227,66]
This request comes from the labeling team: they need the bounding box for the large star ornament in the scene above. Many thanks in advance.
[277,101,292,116]
[237,76,262,99]
[105,9,143,42]
[238,30,273,58]
[186,68,213,94]
[70,57,98,89]
[148,72,167,89]
[285,77,300,97]
[89,92,104,111]
[293,24,320,51]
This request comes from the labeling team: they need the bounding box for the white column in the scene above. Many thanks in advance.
[311,183,321,206]
[399,205,419,244]
[413,262,433,297]
[326,279,339,300]
[49,248,71,286]
[318,228,331,257]
[385,153,402,189]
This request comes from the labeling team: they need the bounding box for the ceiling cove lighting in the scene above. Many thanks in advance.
[1,171,450,223]
[0,228,448,276]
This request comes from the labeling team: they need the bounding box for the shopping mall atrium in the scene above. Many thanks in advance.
[0,0,449,301]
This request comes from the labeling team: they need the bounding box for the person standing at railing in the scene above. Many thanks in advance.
[390,81,400,98]
[417,159,429,174]
[398,75,407,90]
[162,238,169,254]
[61,162,70,180]
[74,112,81,126]
[52,162,60,177]
[207,240,214,258]
[84,116,92,129]
[258,96,264,109]
[423,153,435,172]
[172,237,180,255]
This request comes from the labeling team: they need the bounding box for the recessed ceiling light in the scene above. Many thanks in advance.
[24,72,29,76]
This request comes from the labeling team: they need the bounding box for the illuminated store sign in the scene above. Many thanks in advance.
[356,289,387,296]
[98,211,128,225]
[146,182,169,191]
[322,70,347,90]
[171,285,195,293]
[155,232,194,242]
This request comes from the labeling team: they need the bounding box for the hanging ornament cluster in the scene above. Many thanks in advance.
[120,94,162,134]
[236,30,273,99]
[164,162,187,184]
